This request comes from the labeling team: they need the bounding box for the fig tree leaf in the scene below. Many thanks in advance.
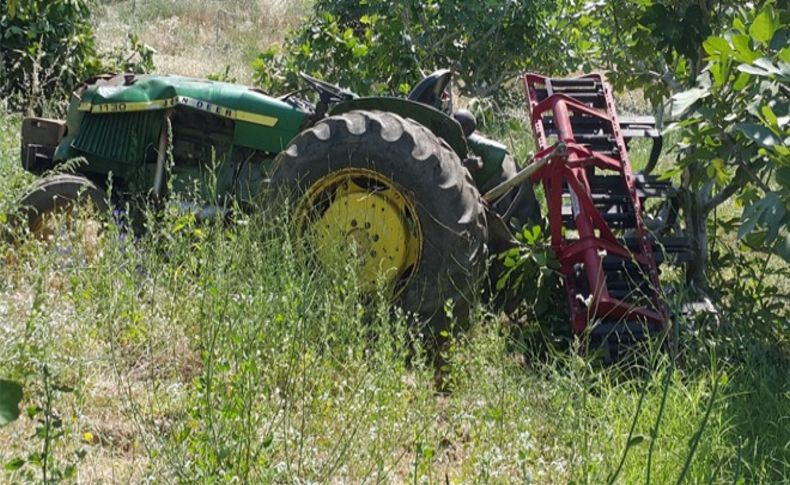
[777,233,790,262]
[737,63,772,77]
[0,380,23,427]
[671,87,709,117]
[753,58,780,74]
[736,123,780,148]
[749,8,776,44]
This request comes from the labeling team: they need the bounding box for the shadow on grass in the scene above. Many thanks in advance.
[718,340,790,481]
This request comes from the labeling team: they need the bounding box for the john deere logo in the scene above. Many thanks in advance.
[78,96,278,127]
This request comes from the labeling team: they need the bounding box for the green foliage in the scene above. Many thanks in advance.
[496,224,562,317]
[251,0,753,112]
[0,0,154,115]
[669,3,789,259]
[707,236,790,354]
[3,366,86,483]
[0,2,788,480]
[559,0,740,110]
[0,0,101,113]
[206,65,238,84]
[252,0,569,98]
[0,110,788,482]
[0,379,22,426]
[103,33,156,75]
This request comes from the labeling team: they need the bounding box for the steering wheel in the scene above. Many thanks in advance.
[300,72,355,104]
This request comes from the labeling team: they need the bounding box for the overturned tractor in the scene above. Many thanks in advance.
[14,70,691,356]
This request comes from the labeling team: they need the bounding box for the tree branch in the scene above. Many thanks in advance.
[737,159,772,193]
[703,173,744,213]
[474,70,520,98]
[609,0,626,55]
[719,132,773,193]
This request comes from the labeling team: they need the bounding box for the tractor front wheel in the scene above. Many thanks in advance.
[14,174,109,244]
[269,110,488,334]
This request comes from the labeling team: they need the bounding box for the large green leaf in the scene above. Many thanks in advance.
[749,7,777,44]
[730,34,759,63]
[739,192,784,240]
[754,58,782,75]
[671,87,709,117]
[737,62,775,78]
[778,233,790,262]
[777,167,790,189]
[0,380,23,427]
[761,105,778,128]
[702,36,730,56]
[739,202,764,240]
[736,123,781,148]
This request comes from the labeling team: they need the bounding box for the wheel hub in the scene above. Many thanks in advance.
[296,169,422,294]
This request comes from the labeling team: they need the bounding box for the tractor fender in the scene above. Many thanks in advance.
[330,97,468,158]
[467,133,509,190]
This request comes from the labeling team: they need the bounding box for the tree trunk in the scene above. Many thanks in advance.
[684,189,709,292]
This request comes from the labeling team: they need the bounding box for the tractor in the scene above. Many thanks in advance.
[13,70,691,356]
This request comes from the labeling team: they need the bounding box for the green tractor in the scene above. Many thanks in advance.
[14,70,688,353]
[15,70,525,329]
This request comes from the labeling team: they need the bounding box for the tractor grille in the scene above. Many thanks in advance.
[73,111,162,163]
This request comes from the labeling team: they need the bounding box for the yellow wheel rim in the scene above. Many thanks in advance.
[295,168,422,296]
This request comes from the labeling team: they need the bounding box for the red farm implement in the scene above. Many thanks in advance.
[515,73,692,357]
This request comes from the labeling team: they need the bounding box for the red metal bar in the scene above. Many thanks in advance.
[522,72,668,334]
[550,98,609,304]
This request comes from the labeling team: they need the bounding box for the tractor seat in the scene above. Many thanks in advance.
[408,69,452,109]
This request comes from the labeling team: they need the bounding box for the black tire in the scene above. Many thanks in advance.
[14,174,109,239]
[269,110,488,329]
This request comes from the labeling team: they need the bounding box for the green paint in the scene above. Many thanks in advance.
[73,75,306,153]
[468,133,508,188]
[331,97,468,157]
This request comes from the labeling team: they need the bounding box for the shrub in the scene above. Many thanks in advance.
[668,3,790,284]
[0,0,154,115]
[252,0,570,99]
[0,0,101,114]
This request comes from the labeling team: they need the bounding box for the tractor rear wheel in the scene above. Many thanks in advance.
[15,174,109,243]
[269,110,488,334]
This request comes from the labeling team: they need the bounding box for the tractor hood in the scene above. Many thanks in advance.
[75,74,307,153]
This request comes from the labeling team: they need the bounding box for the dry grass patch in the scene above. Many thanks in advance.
[94,0,310,81]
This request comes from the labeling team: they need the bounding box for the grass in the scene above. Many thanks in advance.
[93,0,310,82]
[1,108,788,482]
[1,1,789,482]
